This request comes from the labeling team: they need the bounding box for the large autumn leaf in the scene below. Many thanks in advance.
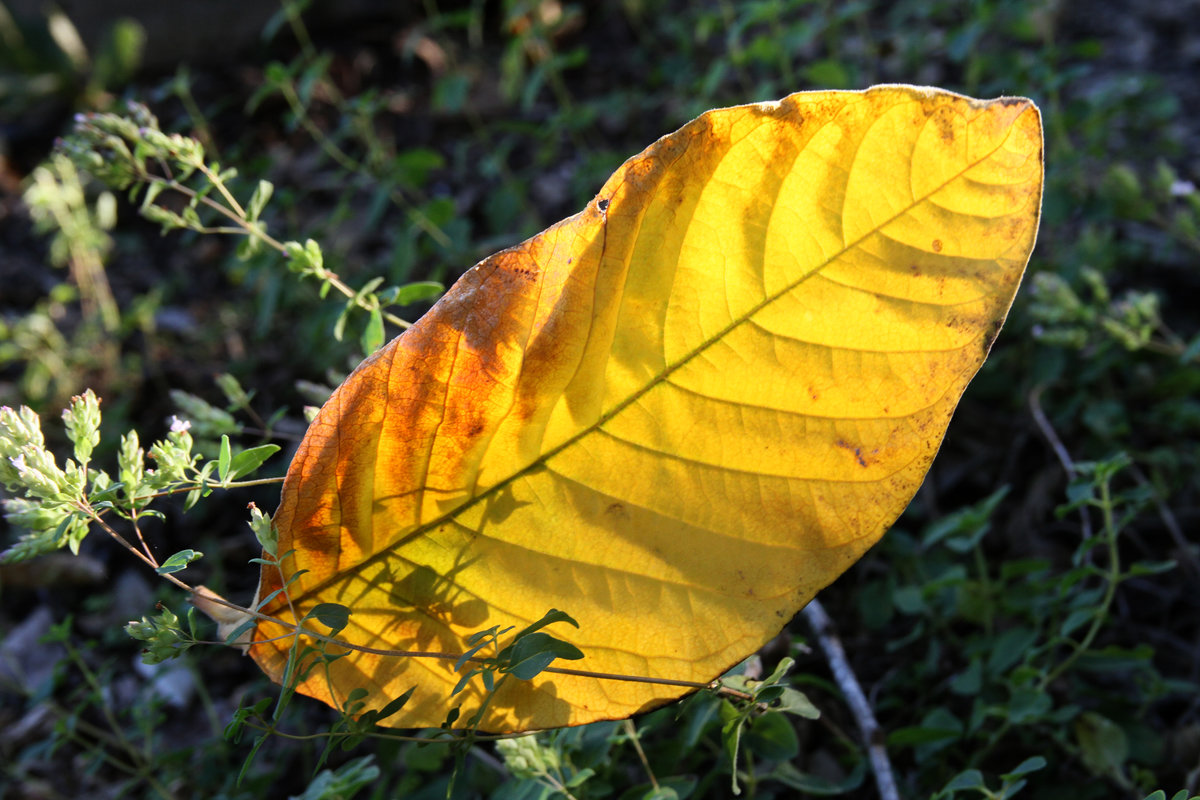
[249,85,1043,731]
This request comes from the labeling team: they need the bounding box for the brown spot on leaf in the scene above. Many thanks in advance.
[931,239,943,253]
[932,110,957,143]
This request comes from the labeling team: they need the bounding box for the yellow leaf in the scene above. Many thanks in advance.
[249,85,1043,731]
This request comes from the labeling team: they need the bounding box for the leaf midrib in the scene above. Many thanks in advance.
[284,98,1029,607]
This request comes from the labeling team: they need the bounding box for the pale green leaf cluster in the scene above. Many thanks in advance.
[497,733,594,792]
[1,392,103,559]
[0,389,279,564]
[1030,266,1197,360]
[126,604,200,664]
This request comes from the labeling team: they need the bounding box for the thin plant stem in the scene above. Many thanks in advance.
[623,719,660,791]
[1030,383,1094,541]
[135,166,413,330]
[84,506,191,591]
[1039,476,1121,690]
[59,641,179,799]
[128,512,154,563]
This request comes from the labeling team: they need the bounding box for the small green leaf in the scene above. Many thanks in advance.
[986,626,1038,675]
[761,656,795,688]
[942,769,987,792]
[356,276,385,299]
[218,434,232,482]
[375,687,416,722]
[502,632,584,680]
[467,624,504,647]
[566,768,596,789]
[361,308,384,354]
[304,238,323,267]
[224,617,257,646]
[305,602,352,634]
[455,633,498,671]
[1007,686,1052,724]
[227,444,280,480]
[722,713,746,795]
[247,179,273,222]
[1075,712,1128,778]
[1001,756,1047,780]
[452,667,481,695]
[142,180,165,208]
[767,759,866,794]
[773,687,820,719]
[889,726,960,747]
[392,281,445,306]
[156,549,203,574]
[509,608,579,641]
[215,373,252,409]
[1126,560,1176,577]
[744,710,799,761]
[237,236,261,260]
[333,302,351,341]
[1060,607,1094,637]
[949,658,983,695]
[642,789,680,800]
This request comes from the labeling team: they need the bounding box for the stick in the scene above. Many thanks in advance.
[803,598,900,800]
[1029,384,1094,541]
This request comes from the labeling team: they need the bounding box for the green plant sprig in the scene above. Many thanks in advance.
[30,617,184,799]
[1029,268,1195,360]
[55,104,444,354]
[0,390,281,568]
[717,656,821,795]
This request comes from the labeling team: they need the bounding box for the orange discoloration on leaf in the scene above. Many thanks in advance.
[249,85,1043,731]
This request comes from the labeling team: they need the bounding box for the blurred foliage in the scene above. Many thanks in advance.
[0,1,143,118]
[2,0,1198,798]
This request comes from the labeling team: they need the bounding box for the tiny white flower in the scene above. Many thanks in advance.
[168,416,192,434]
